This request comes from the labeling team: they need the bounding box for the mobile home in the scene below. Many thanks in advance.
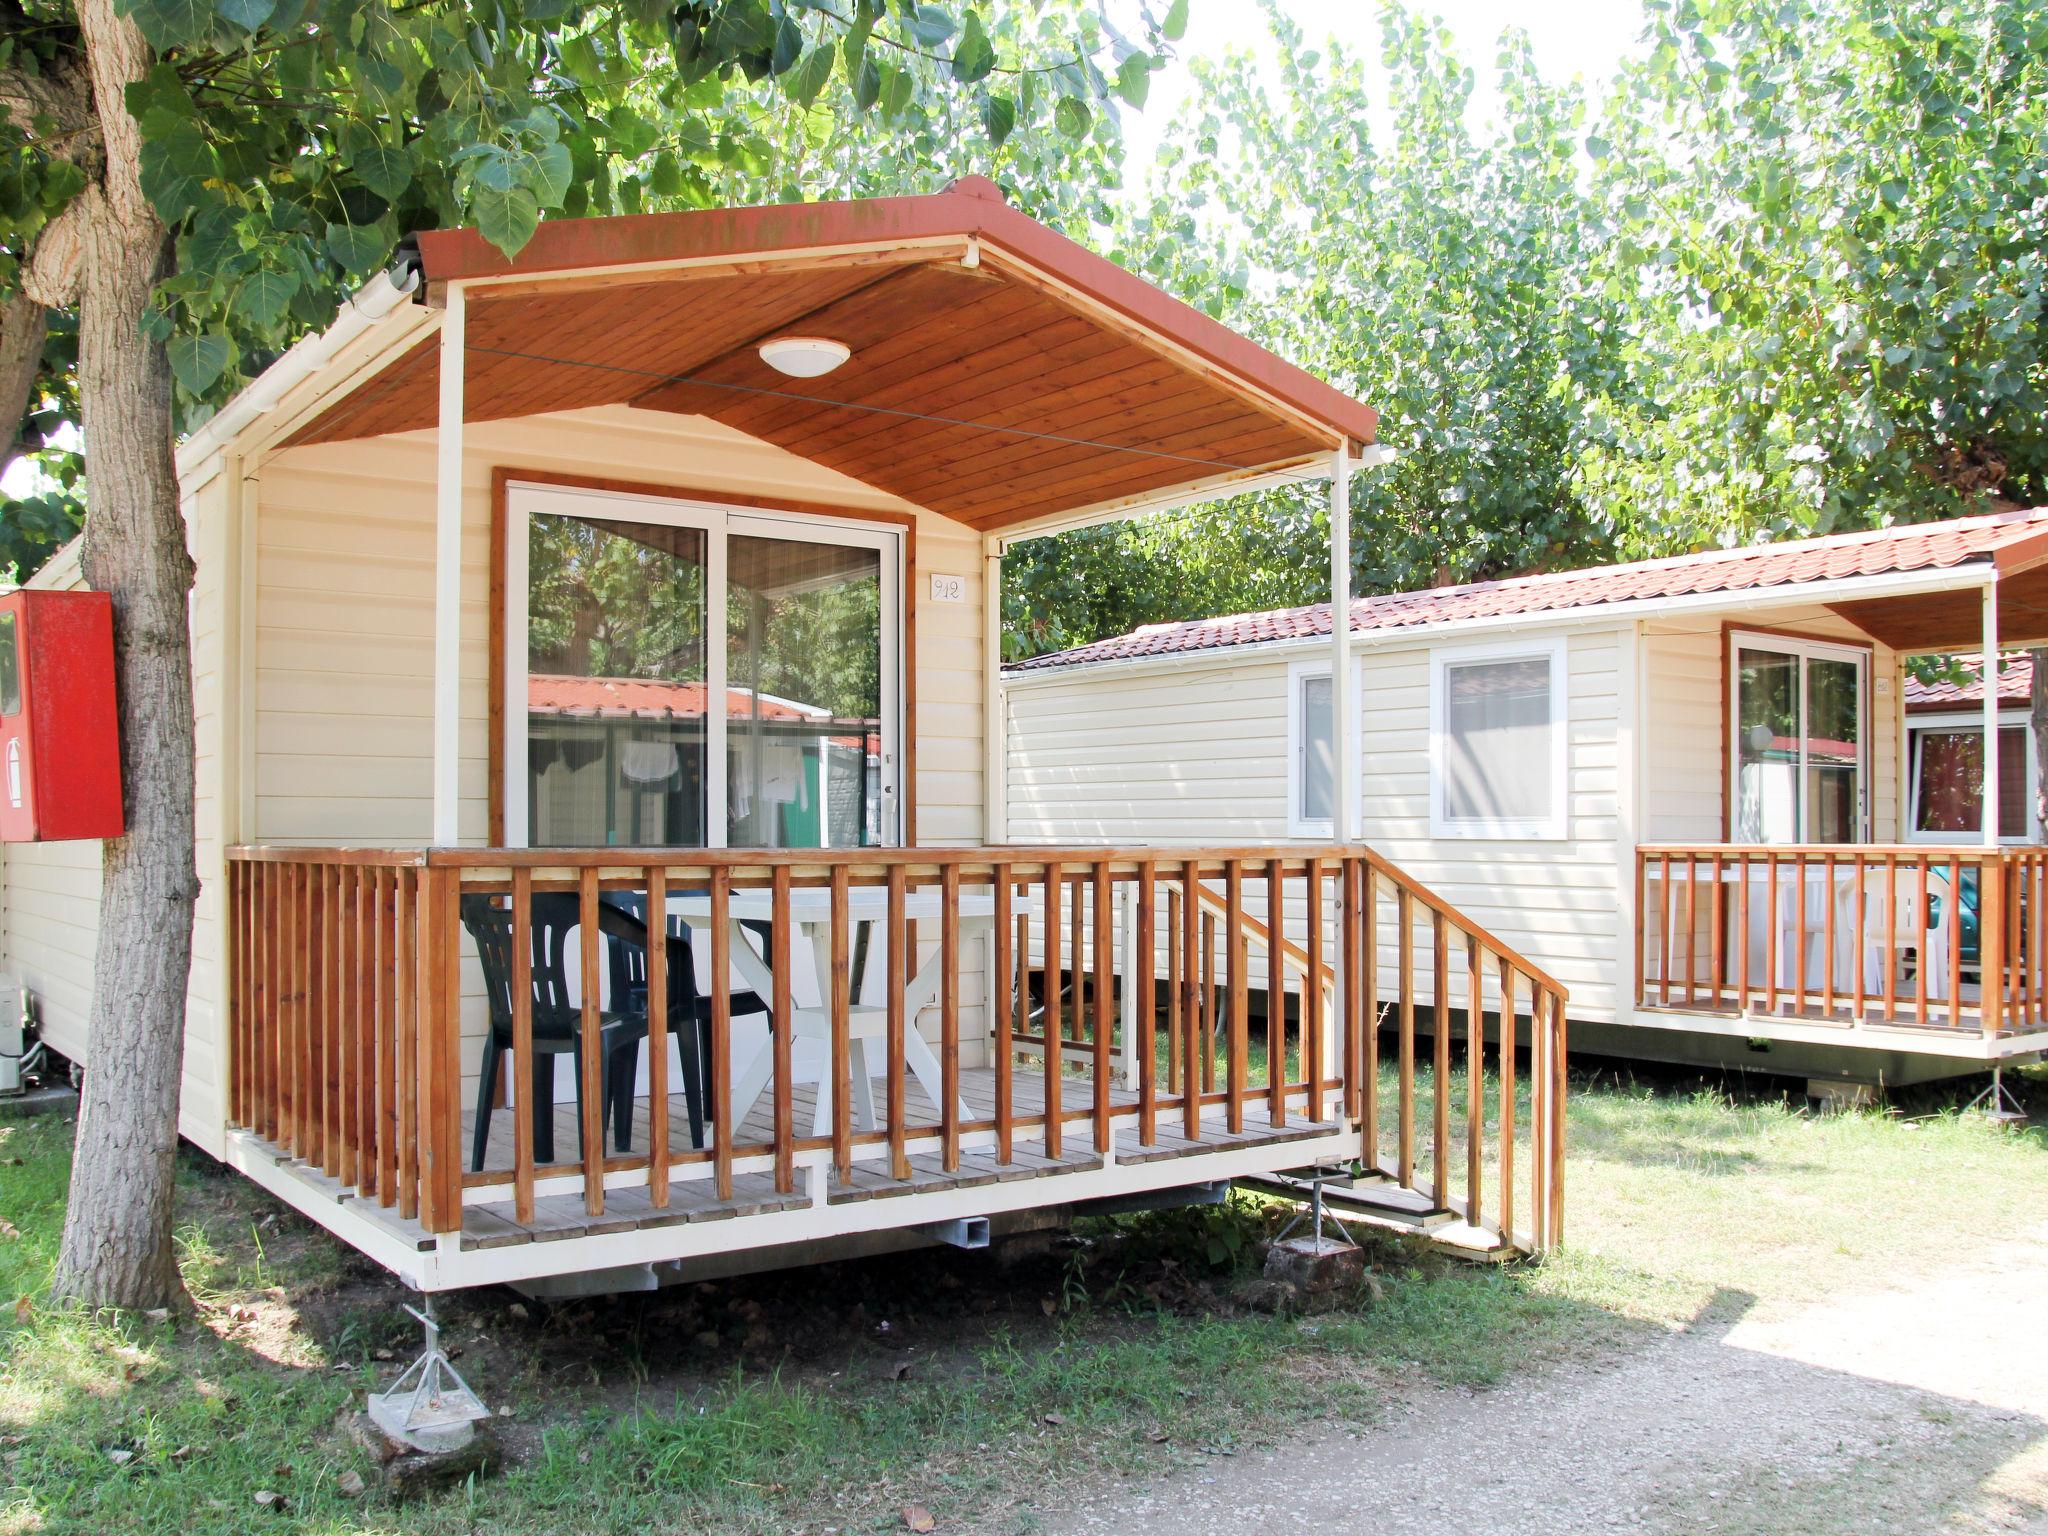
[1003,510,2048,1091]
[0,181,1567,1295]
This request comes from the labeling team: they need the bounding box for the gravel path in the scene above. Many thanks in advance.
[1042,1229,2048,1535]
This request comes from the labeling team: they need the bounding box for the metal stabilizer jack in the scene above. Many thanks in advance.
[367,1298,491,1452]
[1965,1064,2028,1125]
[1273,1166,1359,1252]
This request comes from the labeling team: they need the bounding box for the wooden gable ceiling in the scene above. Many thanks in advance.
[286,254,1337,532]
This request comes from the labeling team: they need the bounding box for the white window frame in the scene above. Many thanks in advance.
[1725,629,1870,844]
[1286,657,1364,839]
[1903,708,2039,845]
[503,480,904,851]
[1429,636,1570,841]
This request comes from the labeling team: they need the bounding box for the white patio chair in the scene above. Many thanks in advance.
[1852,864,1951,1004]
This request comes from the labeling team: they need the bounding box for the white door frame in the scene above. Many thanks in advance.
[502,479,904,850]
[1726,628,1871,843]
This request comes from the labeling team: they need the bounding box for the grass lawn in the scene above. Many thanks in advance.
[6,1061,2048,1535]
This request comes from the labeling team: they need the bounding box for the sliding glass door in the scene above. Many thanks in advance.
[506,483,900,850]
[1729,631,1866,844]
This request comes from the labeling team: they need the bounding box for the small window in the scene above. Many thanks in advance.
[0,611,17,718]
[1286,660,1358,838]
[1908,716,2030,842]
[1430,640,1568,840]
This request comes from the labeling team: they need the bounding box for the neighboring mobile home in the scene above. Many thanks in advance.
[0,181,1567,1295]
[1002,510,2048,1092]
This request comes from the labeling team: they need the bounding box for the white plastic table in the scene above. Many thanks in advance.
[670,885,1040,1136]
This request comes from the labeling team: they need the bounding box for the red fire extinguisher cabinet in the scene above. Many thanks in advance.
[0,589,123,842]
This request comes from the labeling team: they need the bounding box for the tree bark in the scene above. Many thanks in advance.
[0,292,48,475]
[46,0,195,1312]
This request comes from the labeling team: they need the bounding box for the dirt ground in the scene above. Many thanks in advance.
[1041,1225,2048,1536]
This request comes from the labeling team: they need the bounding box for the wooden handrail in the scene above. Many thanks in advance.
[227,843,1571,1253]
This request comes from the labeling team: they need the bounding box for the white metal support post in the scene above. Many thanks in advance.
[432,283,466,846]
[1982,578,2001,850]
[1330,443,1353,839]
[1328,443,1353,1129]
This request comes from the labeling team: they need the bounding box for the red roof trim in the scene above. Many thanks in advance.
[412,179,1377,450]
[1008,507,2048,675]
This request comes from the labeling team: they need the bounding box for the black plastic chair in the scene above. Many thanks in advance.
[602,892,774,1151]
[461,892,651,1173]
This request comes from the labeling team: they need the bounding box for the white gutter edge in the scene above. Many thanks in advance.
[173,267,421,481]
[17,268,422,589]
[1000,559,2000,689]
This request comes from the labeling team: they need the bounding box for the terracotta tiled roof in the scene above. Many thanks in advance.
[1007,507,2048,675]
[528,677,879,750]
[1904,655,2034,712]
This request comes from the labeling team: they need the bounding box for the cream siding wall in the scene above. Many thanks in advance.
[1004,657,1292,844]
[1005,624,1625,1022]
[254,403,990,1095]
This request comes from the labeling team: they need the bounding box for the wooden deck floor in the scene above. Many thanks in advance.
[310,1066,1341,1255]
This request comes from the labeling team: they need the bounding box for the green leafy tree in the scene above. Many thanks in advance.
[1005,1,1619,654]
[1580,0,2048,554]
[0,0,1182,1309]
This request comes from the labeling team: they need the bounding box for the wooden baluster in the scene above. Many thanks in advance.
[942,863,963,1172]
[1070,877,1085,1049]
[1946,855,1962,1030]
[578,868,607,1217]
[1822,853,1838,1020]
[1432,909,1450,1208]
[227,863,242,1127]
[1304,858,1323,1125]
[1181,860,1201,1142]
[1658,852,1672,1006]
[1549,989,1567,1246]
[1763,853,1779,1018]
[1498,958,1516,1240]
[254,865,271,1140]
[1914,855,1930,1026]
[416,867,461,1234]
[994,868,1014,1165]
[342,865,360,1184]
[375,868,397,1208]
[1360,863,1378,1161]
[355,868,377,1195]
[829,864,851,1183]
[1165,886,1182,1098]
[1136,860,1157,1147]
[1092,859,1112,1153]
[2032,854,2044,1030]
[1466,936,1483,1224]
[1735,854,1751,1015]
[395,868,419,1222]
[297,865,316,1165]
[647,865,671,1207]
[1225,860,1247,1134]
[1397,883,1416,1189]
[1851,853,1867,1025]
[1044,862,1063,1159]
[510,868,536,1225]
[887,865,909,1180]
[1791,852,1807,1019]
[710,869,736,1199]
[1200,906,1217,1094]
[1683,851,1698,1006]
[324,865,343,1180]
[770,866,794,1194]
[1529,981,1547,1250]
[1266,858,1286,1127]
[1708,854,1725,1008]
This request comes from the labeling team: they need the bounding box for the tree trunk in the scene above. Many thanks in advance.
[47,0,195,1310]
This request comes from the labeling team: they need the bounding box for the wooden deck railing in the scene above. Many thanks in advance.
[226,845,1569,1252]
[1636,844,2048,1037]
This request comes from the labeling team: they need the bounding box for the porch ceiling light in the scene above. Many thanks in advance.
[758,336,851,378]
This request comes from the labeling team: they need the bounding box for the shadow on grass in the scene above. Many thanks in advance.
[2,1110,1654,1536]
